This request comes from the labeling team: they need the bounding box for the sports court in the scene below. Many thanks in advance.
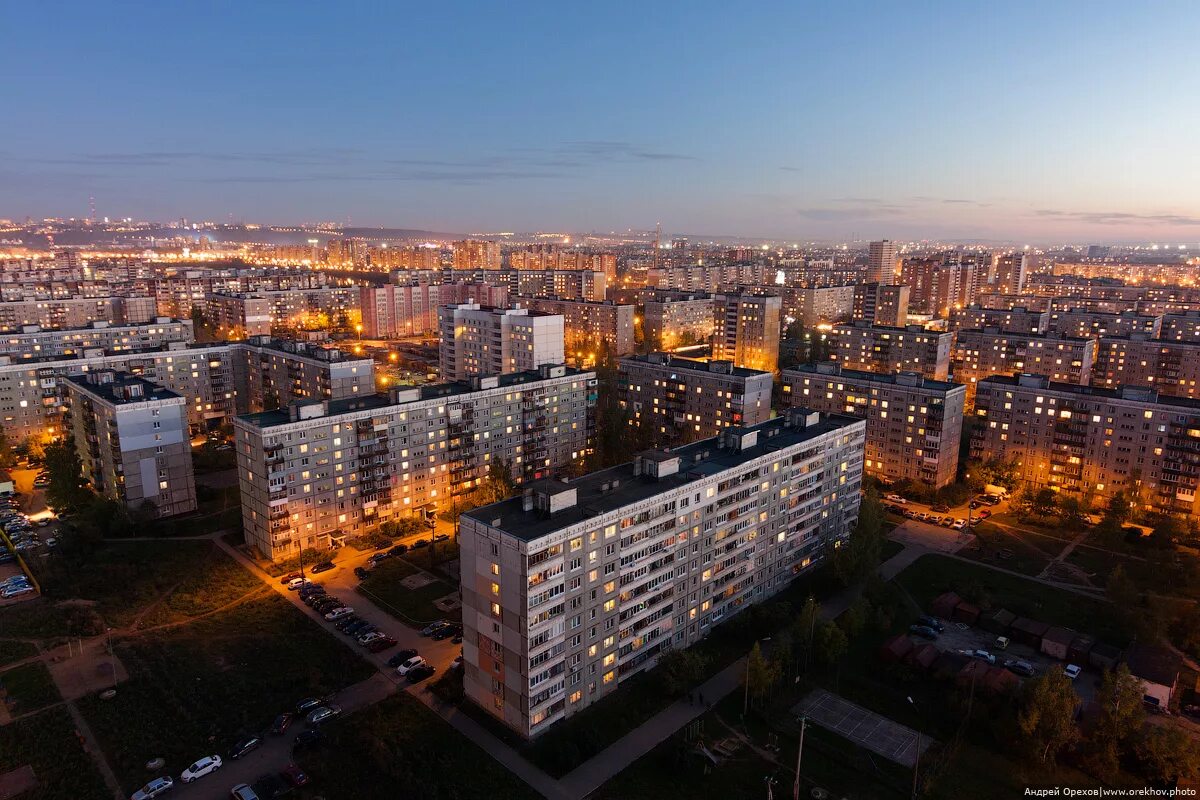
[792,689,931,767]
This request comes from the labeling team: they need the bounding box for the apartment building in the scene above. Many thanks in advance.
[1093,336,1200,399]
[453,240,502,270]
[516,298,636,359]
[508,248,617,279]
[1046,309,1162,339]
[952,329,1096,404]
[208,288,360,338]
[0,296,157,331]
[976,294,1053,312]
[617,353,773,446]
[898,254,979,316]
[867,240,898,284]
[780,363,964,488]
[234,365,596,561]
[438,304,566,380]
[971,374,1200,517]
[1160,312,1200,342]
[458,410,865,737]
[208,292,273,338]
[513,270,608,302]
[235,336,375,413]
[0,318,194,360]
[949,305,1049,335]
[852,284,909,327]
[713,293,782,372]
[787,285,855,328]
[991,253,1028,295]
[642,290,714,349]
[828,322,952,381]
[64,371,197,517]
[359,283,442,338]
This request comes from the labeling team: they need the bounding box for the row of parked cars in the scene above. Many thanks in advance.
[889,505,969,530]
[907,615,1063,680]
[297,582,406,653]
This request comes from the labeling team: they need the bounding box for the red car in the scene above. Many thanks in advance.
[976,509,992,520]
[367,636,397,653]
[281,764,310,787]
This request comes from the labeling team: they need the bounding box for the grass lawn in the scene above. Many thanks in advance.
[959,520,1053,576]
[77,595,375,793]
[0,707,110,800]
[894,553,1128,646]
[0,661,61,715]
[357,559,457,627]
[294,692,538,800]
[881,538,906,562]
[0,639,38,668]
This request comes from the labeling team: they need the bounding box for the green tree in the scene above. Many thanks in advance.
[43,440,89,511]
[0,429,15,469]
[1031,488,1059,517]
[1149,516,1184,549]
[1134,725,1200,786]
[1058,496,1086,530]
[829,488,885,587]
[1016,668,1080,764]
[1084,664,1146,778]
[745,642,780,706]
[654,649,708,696]
[813,621,848,666]
[839,595,872,638]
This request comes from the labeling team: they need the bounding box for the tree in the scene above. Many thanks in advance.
[829,488,885,587]
[813,621,848,666]
[745,642,780,707]
[1149,516,1184,549]
[1083,664,1146,778]
[1134,725,1200,786]
[791,596,821,670]
[655,649,708,696]
[1058,496,1086,530]
[1016,668,1079,764]
[0,429,15,469]
[839,595,871,638]
[1031,488,1059,517]
[43,440,89,512]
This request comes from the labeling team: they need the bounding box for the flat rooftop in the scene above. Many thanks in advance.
[65,373,182,405]
[237,366,592,430]
[979,374,1200,411]
[621,353,770,379]
[784,363,962,393]
[464,411,860,542]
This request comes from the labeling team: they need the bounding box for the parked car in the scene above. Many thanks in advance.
[270,713,294,735]
[433,533,450,543]
[407,663,436,682]
[885,494,908,505]
[286,577,311,591]
[230,784,260,800]
[994,636,1010,650]
[396,655,427,676]
[917,615,945,632]
[279,572,301,585]
[388,544,408,556]
[359,631,386,646]
[179,755,223,783]
[306,705,342,725]
[131,776,175,800]
[311,561,336,574]
[972,650,997,666]
[387,649,419,667]
[411,539,430,549]
[931,503,950,513]
[2,585,35,598]
[1004,659,1036,677]
[292,730,325,751]
[354,566,370,580]
[280,764,310,787]
[1064,664,1082,680]
[324,607,353,621]
[976,509,992,519]
[420,620,450,637]
[431,624,462,641]
[952,519,967,530]
[295,697,325,716]
[229,735,261,760]
[367,636,397,653]
[908,624,939,640]
[367,552,390,565]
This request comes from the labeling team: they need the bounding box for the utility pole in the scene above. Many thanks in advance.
[793,716,806,800]
[908,696,921,800]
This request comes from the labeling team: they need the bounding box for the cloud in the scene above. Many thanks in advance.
[796,205,905,221]
[779,166,802,172]
[35,149,365,168]
[1033,209,1200,226]
[910,195,992,207]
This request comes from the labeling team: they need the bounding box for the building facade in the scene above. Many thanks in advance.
[458,410,865,737]
[828,322,952,381]
[438,304,566,380]
[642,290,715,350]
[516,298,636,359]
[852,284,909,327]
[952,329,1096,404]
[1093,336,1200,399]
[0,319,194,360]
[713,293,782,372]
[867,240,898,284]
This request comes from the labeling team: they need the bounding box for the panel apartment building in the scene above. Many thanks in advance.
[828,322,952,381]
[516,298,636,359]
[0,318,194,360]
[617,353,773,446]
[713,293,782,372]
[1093,336,1200,399]
[781,363,964,488]
[971,374,1200,517]
[787,285,855,328]
[235,336,376,412]
[234,365,596,561]
[0,296,158,331]
[951,329,1096,405]
[642,290,714,350]
[852,284,909,327]
[458,410,865,737]
[438,304,566,380]
[64,371,198,517]
[949,305,1049,335]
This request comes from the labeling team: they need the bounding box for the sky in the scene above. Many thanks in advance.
[2,1,1199,243]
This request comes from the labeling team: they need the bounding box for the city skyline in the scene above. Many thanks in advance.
[4,2,1199,241]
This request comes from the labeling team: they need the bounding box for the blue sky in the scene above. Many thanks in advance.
[2,1,1198,242]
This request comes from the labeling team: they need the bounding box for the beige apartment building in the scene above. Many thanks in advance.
[1046,309,1162,339]
[787,285,855,328]
[617,353,773,446]
[438,304,566,380]
[949,305,1049,335]
[0,318,194,359]
[781,363,964,488]
[713,293,782,372]
[971,374,1200,517]
[0,296,158,331]
[852,284,909,327]
[64,371,197,517]
[952,329,1096,405]
[234,365,596,561]
[516,298,636,359]
[1093,336,1200,399]
[453,239,502,270]
[458,410,865,737]
[642,290,715,349]
[828,322,952,381]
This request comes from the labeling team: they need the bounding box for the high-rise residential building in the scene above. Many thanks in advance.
[1159,311,1200,343]
[1046,309,1163,340]
[367,244,440,271]
[235,336,375,413]
[0,296,158,331]
[642,290,715,350]
[712,293,782,372]
[458,410,865,738]
[898,254,979,317]
[326,238,367,268]
[852,284,910,327]
[453,239,502,270]
[359,283,442,338]
[1093,335,1200,399]
[976,293,1053,312]
[64,371,197,517]
[992,253,1028,295]
[828,322,952,381]
[438,304,566,380]
[949,305,1049,335]
[509,246,617,279]
[617,353,773,446]
[0,318,194,360]
[867,240,898,284]
[787,285,856,328]
[951,329,1096,406]
[971,374,1200,517]
[234,365,596,561]
[513,270,608,302]
[780,363,964,488]
[516,298,636,359]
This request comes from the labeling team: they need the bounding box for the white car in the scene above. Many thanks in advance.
[230,784,260,800]
[179,754,222,783]
[885,494,908,504]
[324,607,353,621]
[130,775,174,800]
[951,518,967,530]
[2,585,34,599]
[358,631,385,645]
[396,655,427,676]
[1064,664,1082,680]
[286,577,311,591]
[972,649,996,665]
